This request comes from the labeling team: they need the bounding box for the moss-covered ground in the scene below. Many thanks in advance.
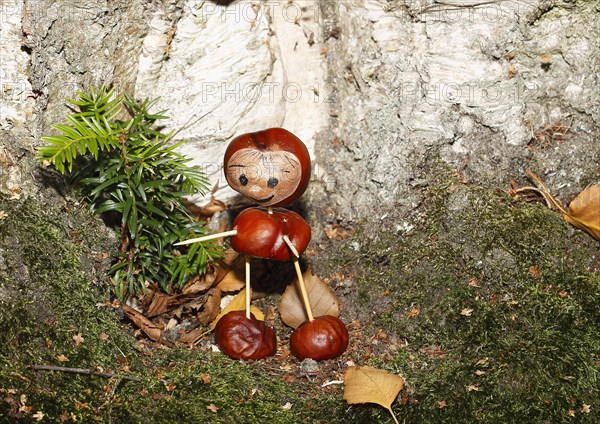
[324,170,600,423]
[1,165,599,422]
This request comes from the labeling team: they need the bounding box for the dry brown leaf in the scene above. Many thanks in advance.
[406,307,421,319]
[215,269,245,292]
[123,304,163,342]
[182,273,217,296]
[563,185,600,240]
[56,354,69,363]
[198,288,222,325]
[460,308,473,317]
[177,327,208,345]
[344,366,404,424]
[210,289,264,328]
[279,269,340,329]
[72,333,84,347]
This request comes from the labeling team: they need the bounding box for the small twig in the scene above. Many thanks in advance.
[513,186,554,209]
[525,169,569,214]
[28,365,142,382]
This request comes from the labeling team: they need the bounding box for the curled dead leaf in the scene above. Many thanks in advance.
[344,366,404,424]
[123,304,163,342]
[279,269,340,329]
[198,288,222,325]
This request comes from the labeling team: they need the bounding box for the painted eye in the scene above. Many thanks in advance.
[267,177,279,188]
[239,174,248,186]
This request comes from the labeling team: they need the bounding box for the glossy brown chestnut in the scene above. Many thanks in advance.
[230,207,311,261]
[290,315,349,361]
[224,128,311,207]
[214,311,277,360]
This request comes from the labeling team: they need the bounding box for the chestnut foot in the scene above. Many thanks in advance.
[290,315,349,361]
[215,311,277,360]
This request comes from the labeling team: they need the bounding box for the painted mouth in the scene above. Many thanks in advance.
[250,195,275,203]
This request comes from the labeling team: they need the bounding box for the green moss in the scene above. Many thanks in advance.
[330,176,600,423]
[2,158,599,423]
[0,193,371,423]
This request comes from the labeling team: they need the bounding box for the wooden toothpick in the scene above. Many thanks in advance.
[283,235,314,322]
[174,229,238,246]
[245,256,251,319]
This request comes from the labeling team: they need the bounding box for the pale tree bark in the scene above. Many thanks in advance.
[1,0,599,228]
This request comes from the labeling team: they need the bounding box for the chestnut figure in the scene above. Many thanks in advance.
[230,208,311,261]
[224,128,311,207]
[215,311,277,360]
[290,315,349,361]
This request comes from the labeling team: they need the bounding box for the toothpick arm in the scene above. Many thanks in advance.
[174,229,238,246]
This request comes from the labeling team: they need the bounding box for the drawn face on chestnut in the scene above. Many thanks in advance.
[224,128,311,207]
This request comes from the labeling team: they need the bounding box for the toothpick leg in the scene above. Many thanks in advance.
[245,256,251,320]
[283,235,314,322]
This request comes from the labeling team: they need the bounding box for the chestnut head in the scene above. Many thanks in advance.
[224,128,311,207]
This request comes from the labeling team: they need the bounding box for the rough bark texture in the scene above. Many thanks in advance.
[316,0,600,223]
[3,0,598,224]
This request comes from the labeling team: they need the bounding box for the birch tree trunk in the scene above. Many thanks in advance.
[1,0,599,229]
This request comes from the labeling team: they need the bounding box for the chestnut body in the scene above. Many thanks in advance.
[230,208,311,261]
[214,311,277,360]
[290,315,349,361]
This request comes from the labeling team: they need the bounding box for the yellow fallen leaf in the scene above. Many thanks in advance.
[279,269,340,329]
[210,289,264,329]
[466,385,480,392]
[563,186,600,240]
[344,366,404,424]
